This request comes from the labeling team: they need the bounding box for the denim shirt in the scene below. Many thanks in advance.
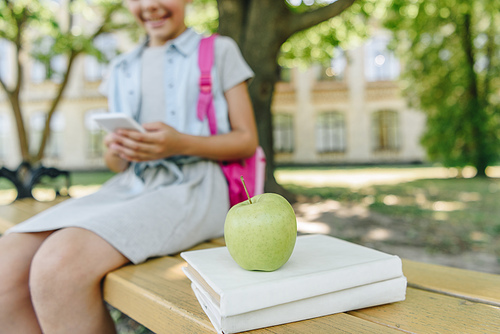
[101,28,231,137]
[100,29,253,183]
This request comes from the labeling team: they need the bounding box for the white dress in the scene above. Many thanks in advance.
[7,31,253,264]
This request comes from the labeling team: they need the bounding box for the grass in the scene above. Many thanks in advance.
[283,176,500,258]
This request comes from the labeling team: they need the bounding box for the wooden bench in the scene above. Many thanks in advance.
[1,198,500,333]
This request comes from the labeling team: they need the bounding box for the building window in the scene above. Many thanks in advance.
[365,36,400,82]
[50,55,67,84]
[318,47,346,82]
[85,34,117,82]
[273,113,294,153]
[30,36,67,84]
[372,110,400,151]
[30,56,67,84]
[316,112,346,153]
[31,61,46,84]
[30,112,65,159]
[85,109,107,158]
[0,114,9,161]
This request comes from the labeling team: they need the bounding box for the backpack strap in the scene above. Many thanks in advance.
[197,34,218,136]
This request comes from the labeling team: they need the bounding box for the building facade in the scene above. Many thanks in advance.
[0,32,426,171]
[273,34,426,165]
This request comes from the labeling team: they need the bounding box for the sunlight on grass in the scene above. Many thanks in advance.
[32,188,57,202]
[366,228,392,241]
[486,166,500,177]
[0,189,17,205]
[383,195,399,205]
[284,168,500,262]
[69,185,102,198]
[297,220,331,234]
[431,201,465,212]
[0,185,103,204]
[276,166,459,188]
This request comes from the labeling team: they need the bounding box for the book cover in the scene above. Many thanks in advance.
[191,276,407,334]
[181,234,405,317]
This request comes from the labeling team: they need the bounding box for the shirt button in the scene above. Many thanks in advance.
[168,59,173,64]
[128,90,134,95]
[168,83,174,88]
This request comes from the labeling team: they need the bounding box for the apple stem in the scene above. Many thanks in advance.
[240,176,252,204]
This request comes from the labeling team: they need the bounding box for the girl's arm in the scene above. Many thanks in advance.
[109,81,259,162]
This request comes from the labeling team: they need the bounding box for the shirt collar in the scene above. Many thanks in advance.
[118,28,201,67]
[167,28,201,57]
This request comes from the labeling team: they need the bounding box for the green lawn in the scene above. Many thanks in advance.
[283,175,500,259]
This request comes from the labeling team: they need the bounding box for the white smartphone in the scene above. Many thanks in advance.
[91,113,146,133]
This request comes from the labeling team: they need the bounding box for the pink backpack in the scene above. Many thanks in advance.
[197,35,266,207]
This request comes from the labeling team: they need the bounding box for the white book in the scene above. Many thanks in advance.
[181,234,406,319]
[191,276,407,334]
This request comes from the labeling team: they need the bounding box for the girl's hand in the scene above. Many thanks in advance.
[104,132,130,172]
[111,122,184,162]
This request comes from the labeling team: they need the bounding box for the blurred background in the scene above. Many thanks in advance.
[1,1,499,331]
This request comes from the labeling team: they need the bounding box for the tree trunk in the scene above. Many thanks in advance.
[461,13,489,178]
[218,0,296,201]
[217,0,356,200]
[8,93,31,162]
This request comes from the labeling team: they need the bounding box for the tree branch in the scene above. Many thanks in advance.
[0,76,10,95]
[288,0,356,36]
[483,15,494,102]
[35,2,123,161]
[9,5,31,161]
[91,4,119,39]
[13,7,28,100]
[36,50,79,162]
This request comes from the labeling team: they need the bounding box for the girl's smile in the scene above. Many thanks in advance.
[127,0,191,46]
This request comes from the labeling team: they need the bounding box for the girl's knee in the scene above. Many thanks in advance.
[29,228,120,297]
[30,237,98,298]
[30,246,76,299]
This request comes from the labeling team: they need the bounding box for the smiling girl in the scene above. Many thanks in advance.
[0,0,258,332]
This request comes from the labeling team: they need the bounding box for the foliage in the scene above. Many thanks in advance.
[186,0,219,34]
[280,0,387,68]
[283,170,500,257]
[0,0,132,165]
[188,0,380,69]
[384,0,500,176]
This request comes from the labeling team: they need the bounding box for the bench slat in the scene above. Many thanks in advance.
[106,251,403,333]
[403,259,500,306]
[245,313,404,333]
[104,256,216,333]
[349,287,500,334]
[0,198,67,231]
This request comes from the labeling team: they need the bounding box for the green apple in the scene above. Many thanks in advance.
[224,193,297,271]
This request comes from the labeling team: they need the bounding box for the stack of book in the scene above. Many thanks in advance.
[181,234,407,334]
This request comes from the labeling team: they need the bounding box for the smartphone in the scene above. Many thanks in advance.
[91,113,146,133]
